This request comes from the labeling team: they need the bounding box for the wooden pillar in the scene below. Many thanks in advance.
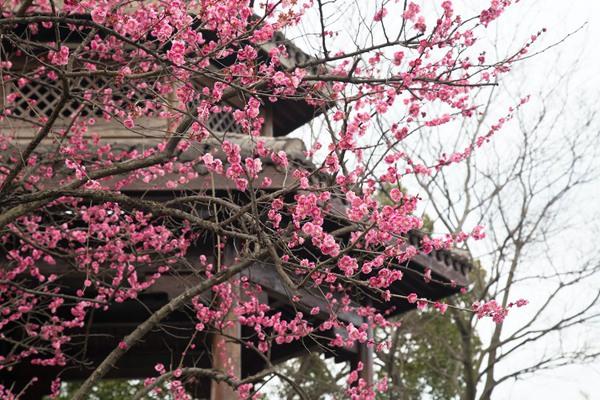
[351,319,374,387]
[210,242,242,400]
[260,105,274,137]
[210,321,241,400]
[358,323,374,387]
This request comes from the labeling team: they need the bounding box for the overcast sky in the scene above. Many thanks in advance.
[485,1,600,399]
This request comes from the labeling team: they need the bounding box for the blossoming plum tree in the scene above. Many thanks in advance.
[0,0,533,399]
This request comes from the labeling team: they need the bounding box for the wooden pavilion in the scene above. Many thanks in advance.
[0,15,473,399]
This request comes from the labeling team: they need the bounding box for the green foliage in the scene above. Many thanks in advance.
[51,380,150,400]
[377,307,480,400]
[276,353,344,400]
[375,265,485,400]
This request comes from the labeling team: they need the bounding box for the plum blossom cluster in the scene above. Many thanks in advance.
[0,200,190,370]
[472,298,528,323]
[0,0,533,398]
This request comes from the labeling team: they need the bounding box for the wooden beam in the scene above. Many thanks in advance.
[358,322,374,387]
[411,254,469,287]
[244,261,365,326]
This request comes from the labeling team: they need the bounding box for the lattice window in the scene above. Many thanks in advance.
[6,76,246,134]
[206,110,245,134]
[7,75,155,120]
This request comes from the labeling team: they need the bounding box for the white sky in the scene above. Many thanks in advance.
[481,1,600,399]
[410,1,600,398]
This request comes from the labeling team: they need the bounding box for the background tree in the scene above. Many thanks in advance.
[275,48,600,400]
[374,60,600,399]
